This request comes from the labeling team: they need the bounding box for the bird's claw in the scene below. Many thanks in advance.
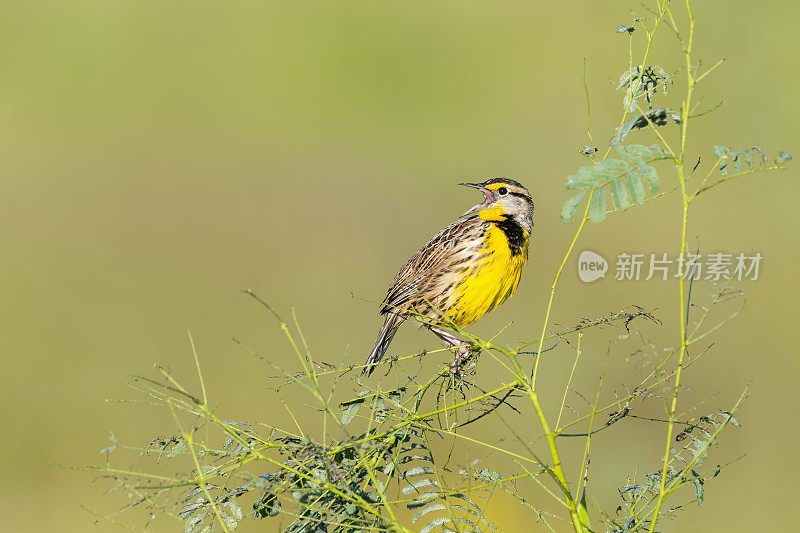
[448,345,480,378]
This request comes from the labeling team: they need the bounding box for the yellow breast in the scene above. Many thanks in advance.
[448,223,528,326]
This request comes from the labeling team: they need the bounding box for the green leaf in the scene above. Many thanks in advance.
[627,170,646,204]
[565,167,599,189]
[751,146,767,166]
[374,396,386,421]
[588,189,606,222]
[401,479,440,494]
[719,410,741,427]
[566,160,629,190]
[577,488,591,531]
[637,162,661,193]
[561,191,587,223]
[777,150,792,163]
[731,150,752,172]
[615,143,653,163]
[167,439,186,458]
[713,145,730,158]
[340,399,364,425]
[254,492,281,518]
[611,108,681,145]
[420,517,453,533]
[592,159,630,181]
[476,468,502,482]
[649,143,673,159]
[610,177,631,210]
[692,476,705,508]
[404,466,435,478]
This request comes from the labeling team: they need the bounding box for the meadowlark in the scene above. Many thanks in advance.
[363,178,533,376]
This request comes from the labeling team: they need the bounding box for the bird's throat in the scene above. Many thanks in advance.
[477,208,528,256]
[478,205,505,222]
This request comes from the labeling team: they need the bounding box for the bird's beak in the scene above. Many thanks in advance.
[459,182,492,204]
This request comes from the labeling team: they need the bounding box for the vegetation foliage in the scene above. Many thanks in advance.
[82,1,791,531]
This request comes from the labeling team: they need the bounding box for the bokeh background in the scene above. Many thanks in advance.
[2,1,798,531]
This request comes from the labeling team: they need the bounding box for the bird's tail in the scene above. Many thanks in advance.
[363,312,403,376]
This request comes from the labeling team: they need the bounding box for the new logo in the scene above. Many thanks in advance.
[578,250,608,282]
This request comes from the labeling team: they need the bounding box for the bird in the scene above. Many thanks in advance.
[362,178,534,376]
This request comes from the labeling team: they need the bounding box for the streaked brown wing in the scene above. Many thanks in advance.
[380,215,481,315]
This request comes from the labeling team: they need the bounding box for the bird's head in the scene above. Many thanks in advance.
[459,178,534,233]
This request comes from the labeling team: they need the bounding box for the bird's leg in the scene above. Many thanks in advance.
[429,325,463,347]
[429,326,472,376]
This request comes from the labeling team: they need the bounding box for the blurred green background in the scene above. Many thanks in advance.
[1,1,798,531]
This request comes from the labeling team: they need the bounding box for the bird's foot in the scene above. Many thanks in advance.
[448,345,469,377]
[449,344,480,378]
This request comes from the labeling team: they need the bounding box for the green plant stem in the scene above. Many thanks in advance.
[649,1,694,529]
[530,193,593,388]
[503,349,584,531]
[556,334,582,430]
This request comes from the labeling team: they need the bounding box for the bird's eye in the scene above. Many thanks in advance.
[498,187,508,195]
